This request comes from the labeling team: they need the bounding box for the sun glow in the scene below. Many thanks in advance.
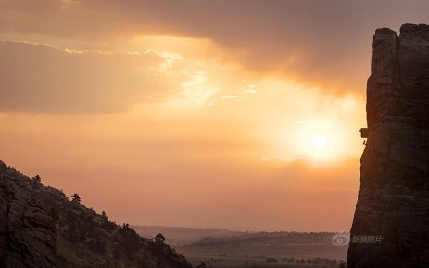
[312,135,327,150]
[286,117,348,161]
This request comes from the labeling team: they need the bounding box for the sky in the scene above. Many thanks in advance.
[0,0,428,231]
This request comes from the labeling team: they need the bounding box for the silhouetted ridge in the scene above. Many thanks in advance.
[0,159,193,268]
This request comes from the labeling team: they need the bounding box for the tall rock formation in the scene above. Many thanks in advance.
[348,23,429,268]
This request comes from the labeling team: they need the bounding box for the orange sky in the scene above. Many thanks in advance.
[1,0,428,231]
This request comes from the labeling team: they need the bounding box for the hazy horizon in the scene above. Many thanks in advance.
[1,0,429,231]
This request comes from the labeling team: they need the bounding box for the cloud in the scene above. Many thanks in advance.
[221,95,239,99]
[244,89,257,94]
[0,41,180,114]
[2,0,429,91]
[2,1,429,112]
[144,50,183,72]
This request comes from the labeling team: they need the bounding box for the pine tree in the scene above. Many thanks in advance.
[155,233,166,244]
[101,211,108,220]
[32,175,41,183]
[71,193,81,204]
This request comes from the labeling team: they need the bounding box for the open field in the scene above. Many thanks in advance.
[177,242,346,268]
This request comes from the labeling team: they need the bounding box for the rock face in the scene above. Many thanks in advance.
[0,161,57,268]
[348,24,429,267]
[0,159,194,268]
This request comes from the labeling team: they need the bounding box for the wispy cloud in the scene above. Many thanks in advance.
[221,95,240,99]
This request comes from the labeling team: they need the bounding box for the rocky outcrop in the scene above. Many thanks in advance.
[0,159,193,268]
[348,24,429,267]
[0,160,57,268]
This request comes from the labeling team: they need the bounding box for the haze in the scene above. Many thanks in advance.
[1,0,428,231]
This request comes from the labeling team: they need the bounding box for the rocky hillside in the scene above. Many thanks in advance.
[0,159,193,268]
[348,24,429,267]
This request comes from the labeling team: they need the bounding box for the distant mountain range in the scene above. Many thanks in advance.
[132,225,247,246]
[133,225,348,267]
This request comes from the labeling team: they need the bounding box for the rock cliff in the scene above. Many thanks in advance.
[0,161,56,268]
[348,23,429,267]
[0,159,193,268]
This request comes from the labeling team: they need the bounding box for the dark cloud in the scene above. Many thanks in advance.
[1,0,429,101]
[0,41,177,114]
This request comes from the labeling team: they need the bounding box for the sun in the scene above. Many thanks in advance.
[311,135,327,150]
[285,117,348,160]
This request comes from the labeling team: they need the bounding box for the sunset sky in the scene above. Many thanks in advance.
[1,0,428,231]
